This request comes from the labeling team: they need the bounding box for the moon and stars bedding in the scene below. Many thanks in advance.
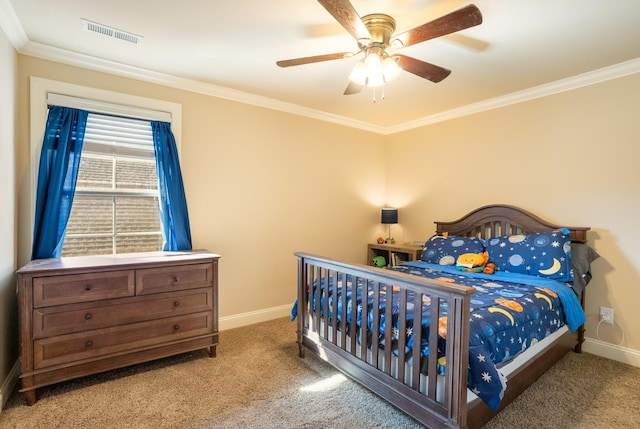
[291,261,586,411]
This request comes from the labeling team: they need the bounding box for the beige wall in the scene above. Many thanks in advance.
[387,73,640,354]
[0,26,18,407]
[6,52,638,402]
[16,56,388,322]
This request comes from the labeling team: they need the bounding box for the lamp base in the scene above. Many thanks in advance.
[384,238,395,244]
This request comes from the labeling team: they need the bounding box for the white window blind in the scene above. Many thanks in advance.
[83,114,155,158]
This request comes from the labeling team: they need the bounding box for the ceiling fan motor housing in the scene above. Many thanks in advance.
[360,14,396,48]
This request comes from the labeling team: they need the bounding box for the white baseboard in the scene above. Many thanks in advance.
[583,338,640,368]
[219,304,292,331]
[0,359,20,412]
[1,315,635,413]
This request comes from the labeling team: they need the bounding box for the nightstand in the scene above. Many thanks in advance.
[367,242,423,267]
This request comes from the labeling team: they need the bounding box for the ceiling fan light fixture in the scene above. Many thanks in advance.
[364,50,382,74]
[382,56,402,81]
[348,51,401,88]
[348,60,367,86]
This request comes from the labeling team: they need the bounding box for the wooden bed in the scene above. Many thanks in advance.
[294,204,589,429]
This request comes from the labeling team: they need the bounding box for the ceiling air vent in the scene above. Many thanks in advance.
[81,19,143,45]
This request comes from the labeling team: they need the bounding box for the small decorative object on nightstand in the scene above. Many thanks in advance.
[367,242,423,267]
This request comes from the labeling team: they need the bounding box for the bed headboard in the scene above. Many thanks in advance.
[435,204,589,243]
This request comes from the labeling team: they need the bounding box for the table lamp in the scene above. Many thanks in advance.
[381,208,398,244]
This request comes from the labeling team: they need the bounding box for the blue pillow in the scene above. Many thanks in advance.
[421,235,487,265]
[486,228,573,282]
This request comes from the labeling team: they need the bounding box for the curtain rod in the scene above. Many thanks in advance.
[47,93,172,123]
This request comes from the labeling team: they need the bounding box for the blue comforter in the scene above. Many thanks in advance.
[291,261,585,411]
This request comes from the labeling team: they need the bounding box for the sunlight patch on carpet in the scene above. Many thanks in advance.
[300,374,347,392]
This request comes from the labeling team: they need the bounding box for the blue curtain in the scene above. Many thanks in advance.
[32,106,88,260]
[151,121,193,251]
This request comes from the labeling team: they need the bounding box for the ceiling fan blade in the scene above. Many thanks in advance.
[276,52,351,67]
[395,54,451,83]
[343,81,363,95]
[394,4,483,48]
[317,0,371,41]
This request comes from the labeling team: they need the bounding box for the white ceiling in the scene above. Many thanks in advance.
[3,0,640,132]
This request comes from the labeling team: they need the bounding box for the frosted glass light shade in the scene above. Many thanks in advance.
[382,57,402,81]
[348,54,402,88]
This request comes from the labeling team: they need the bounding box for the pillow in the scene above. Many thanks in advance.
[486,228,573,282]
[421,235,487,265]
[570,243,600,296]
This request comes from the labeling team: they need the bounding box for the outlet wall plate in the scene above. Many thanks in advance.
[600,306,614,324]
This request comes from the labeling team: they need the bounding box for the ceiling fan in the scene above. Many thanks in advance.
[276,0,483,95]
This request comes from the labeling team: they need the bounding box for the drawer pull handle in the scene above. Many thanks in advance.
[173,324,180,331]
[173,276,179,283]
[85,340,93,348]
[84,313,92,320]
[173,301,180,307]
[85,284,92,291]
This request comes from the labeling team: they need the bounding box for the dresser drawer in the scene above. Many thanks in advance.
[33,311,214,369]
[33,288,214,338]
[136,262,213,295]
[33,270,135,308]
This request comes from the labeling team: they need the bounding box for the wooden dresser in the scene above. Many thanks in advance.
[17,251,220,405]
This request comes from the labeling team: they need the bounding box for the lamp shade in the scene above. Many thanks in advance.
[381,208,398,224]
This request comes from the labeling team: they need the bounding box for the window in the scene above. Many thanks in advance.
[61,113,163,256]
[29,79,183,259]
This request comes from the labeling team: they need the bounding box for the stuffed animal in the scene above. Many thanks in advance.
[483,262,497,274]
[372,256,386,267]
[456,251,489,273]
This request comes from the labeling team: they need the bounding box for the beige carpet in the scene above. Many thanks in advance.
[1,317,639,428]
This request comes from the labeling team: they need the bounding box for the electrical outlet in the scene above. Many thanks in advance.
[600,306,614,324]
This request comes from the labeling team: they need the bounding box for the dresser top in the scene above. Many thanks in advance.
[17,251,220,275]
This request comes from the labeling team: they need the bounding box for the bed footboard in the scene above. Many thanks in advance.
[295,252,475,429]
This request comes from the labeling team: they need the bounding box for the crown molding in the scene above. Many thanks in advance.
[0,0,27,48]
[388,57,640,134]
[19,40,386,135]
[7,14,640,136]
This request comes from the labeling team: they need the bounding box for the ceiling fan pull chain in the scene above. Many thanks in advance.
[371,86,385,103]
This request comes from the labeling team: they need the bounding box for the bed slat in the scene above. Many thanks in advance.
[411,292,423,391]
